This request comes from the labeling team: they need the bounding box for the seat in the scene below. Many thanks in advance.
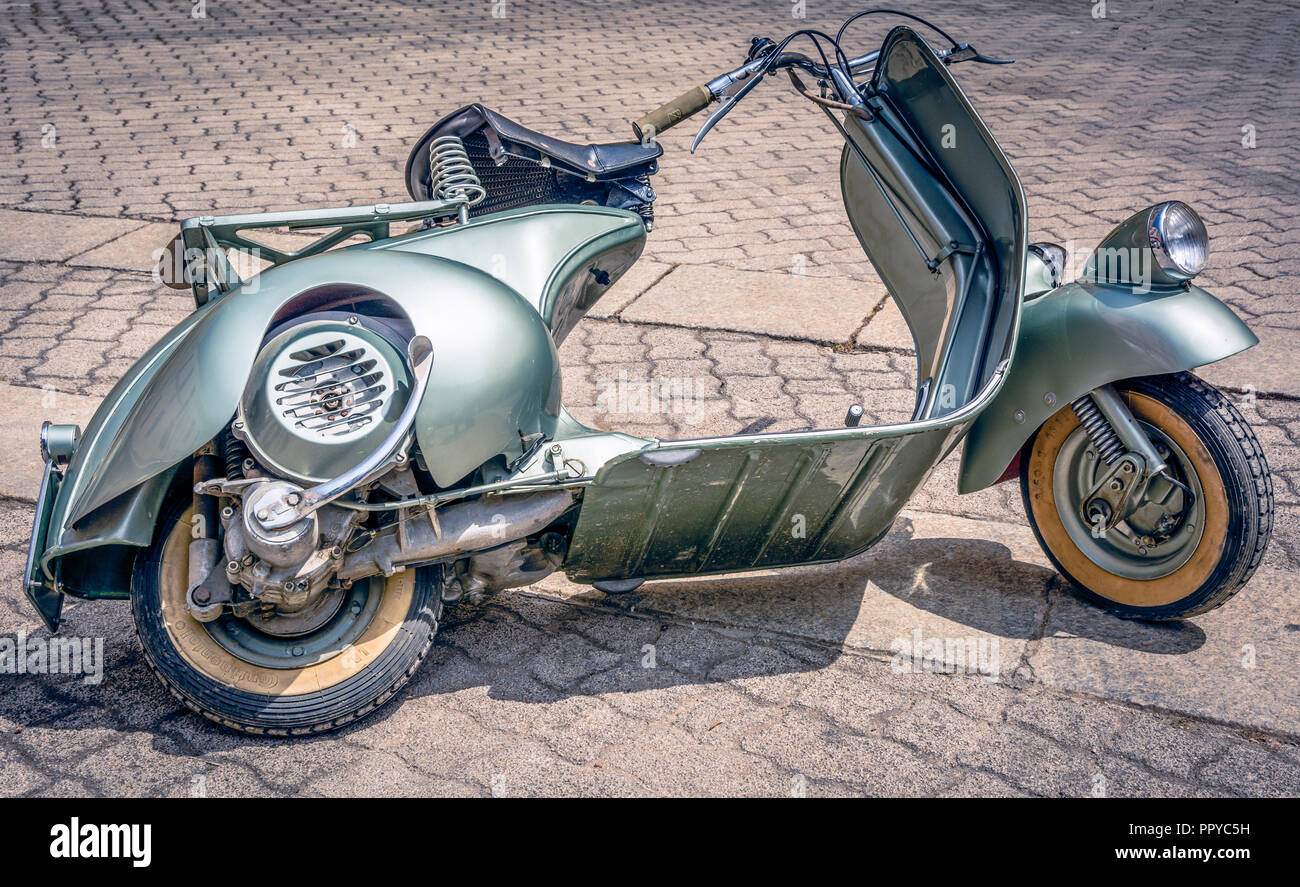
[406,103,662,200]
[473,105,663,177]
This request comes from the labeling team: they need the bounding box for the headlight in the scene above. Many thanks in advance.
[1148,201,1208,280]
[1089,200,1211,289]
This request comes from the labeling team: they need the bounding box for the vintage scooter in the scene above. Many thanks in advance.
[24,11,1271,734]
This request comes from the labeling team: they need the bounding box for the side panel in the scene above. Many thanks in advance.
[45,249,561,563]
[958,280,1259,492]
[564,428,960,582]
[373,204,646,344]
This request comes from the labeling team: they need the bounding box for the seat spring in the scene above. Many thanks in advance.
[1070,394,1124,464]
[429,136,487,207]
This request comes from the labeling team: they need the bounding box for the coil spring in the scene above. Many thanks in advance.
[1070,394,1125,465]
[429,136,487,207]
[223,428,251,480]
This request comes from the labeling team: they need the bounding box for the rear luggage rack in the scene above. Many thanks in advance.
[161,197,466,306]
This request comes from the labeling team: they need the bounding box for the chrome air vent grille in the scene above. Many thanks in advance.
[272,336,391,441]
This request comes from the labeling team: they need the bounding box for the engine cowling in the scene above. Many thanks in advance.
[237,313,413,484]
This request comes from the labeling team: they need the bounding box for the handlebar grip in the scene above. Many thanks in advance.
[632,85,713,141]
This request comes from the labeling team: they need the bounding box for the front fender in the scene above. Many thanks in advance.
[958,280,1257,493]
[44,249,559,571]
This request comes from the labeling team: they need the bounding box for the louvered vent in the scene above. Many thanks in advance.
[273,338,388,439]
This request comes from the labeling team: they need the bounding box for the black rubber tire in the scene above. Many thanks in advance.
[1021,372,1272,621]
[132,497,442,735]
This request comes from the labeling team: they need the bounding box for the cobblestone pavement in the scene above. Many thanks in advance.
[1,0,1299,795]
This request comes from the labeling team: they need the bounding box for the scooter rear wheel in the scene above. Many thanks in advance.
[1021,372,1271,620]
[132,498,442,734]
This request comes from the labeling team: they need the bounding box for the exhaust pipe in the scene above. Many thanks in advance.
[338,490,576,581]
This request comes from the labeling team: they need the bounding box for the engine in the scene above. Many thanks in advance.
[185,312,575,630]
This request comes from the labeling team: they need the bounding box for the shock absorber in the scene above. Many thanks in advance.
[222,428,251,480]
[1070,394,1125,465]
[428,135,486,223]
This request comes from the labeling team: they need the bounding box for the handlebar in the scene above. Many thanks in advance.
[630,38,1004,145]
[631,84,714,141]
[630,49,882,142]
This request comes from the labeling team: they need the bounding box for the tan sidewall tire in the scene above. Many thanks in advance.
[157,507,415,695]
[133,499,441,734]
[1025,390,1229,609]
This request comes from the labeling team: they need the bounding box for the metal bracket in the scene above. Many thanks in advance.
[1081,453,1148,536]
[926,240,976,272]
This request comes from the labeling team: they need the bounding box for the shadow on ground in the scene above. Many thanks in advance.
[0,520,1204,760]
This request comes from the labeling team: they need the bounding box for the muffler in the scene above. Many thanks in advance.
[338,490,576,581]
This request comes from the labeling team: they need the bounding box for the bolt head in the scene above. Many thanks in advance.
[1012,409,1026,424]
[194,589,211,604]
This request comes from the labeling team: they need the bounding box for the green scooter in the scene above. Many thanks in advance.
[24,11,1271,734]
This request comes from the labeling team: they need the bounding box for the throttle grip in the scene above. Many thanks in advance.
[632,85,713,141]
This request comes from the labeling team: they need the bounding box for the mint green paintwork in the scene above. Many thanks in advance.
[368,204,646,345]
[565,27,1028,582]
[957,279,1258,493]
[37,205,645,599]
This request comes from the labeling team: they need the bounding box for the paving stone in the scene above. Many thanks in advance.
[1197,324,1300,398]
[65,221,177,274]
[622,265,886,344]
[856,297,916,351]
[0,210,145,263]
[0,382,102,501]
[1028,564,1300,736]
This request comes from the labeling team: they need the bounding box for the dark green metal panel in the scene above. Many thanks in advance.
[25,464,64,629]
[565,426,967,581]
[958,279,1259,493]
[38,203,641,590]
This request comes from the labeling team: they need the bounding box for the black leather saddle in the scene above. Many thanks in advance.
[405,103,662,201]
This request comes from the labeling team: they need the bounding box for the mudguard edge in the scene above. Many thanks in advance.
[958,280,1258,493]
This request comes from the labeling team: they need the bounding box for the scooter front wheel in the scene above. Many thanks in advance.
[1021,372,1271,620]
[132,499,442,734]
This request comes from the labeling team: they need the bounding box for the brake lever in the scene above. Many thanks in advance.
[943,43,1015,65]
[691,65,768,153]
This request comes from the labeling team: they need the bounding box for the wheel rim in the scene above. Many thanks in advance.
[1026,390,1230,608]
[157,508,416,695]
[203,581,380,670]
[1051,418,1206,580]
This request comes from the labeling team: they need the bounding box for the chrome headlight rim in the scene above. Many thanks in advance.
[1147,200,1209,281]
